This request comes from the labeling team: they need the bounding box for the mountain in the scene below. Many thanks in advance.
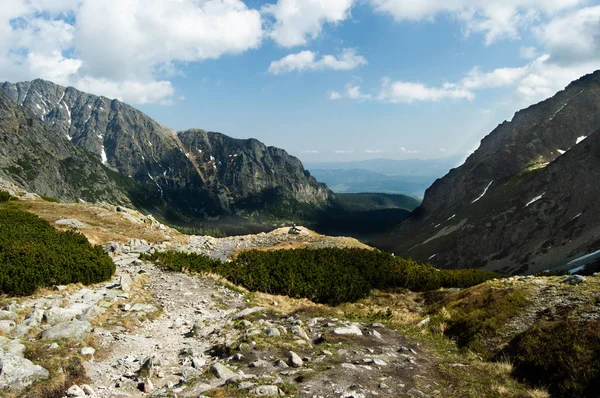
[383,70,600,274]
[0,91,130,204]
[0,79,331,221]
[307,168,434,197]
[305,157,461,198]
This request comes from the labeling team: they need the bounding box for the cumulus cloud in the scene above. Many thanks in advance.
[334,150,355,154]
[262,0,354,47]
[268,48,367,74]
[329,90,343,100]
[0,0,263,104]
[368,0,584,45]
[378,78,474,103]
[365,149,384,153]
[301,150,320,153]
[520,46,538,59]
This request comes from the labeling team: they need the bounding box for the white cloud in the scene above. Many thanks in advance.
[378,78,474,103]
[0,0,263,104]
[262,0,354,47]
[347,85,373,100]
[365,149,384,153]
[399,147,418,153]
[439,148,447,152]
[334,150,355,154]
[534,5,600,66]
[460,65,528,89]
[520,46,538,59]
[301,150,320,153]
[368,0,584,45]
[329,90,343,100]
[268,48,367,74]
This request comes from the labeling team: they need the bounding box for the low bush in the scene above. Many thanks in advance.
[0,207,115,295]
[504,320,600,397]
[143,248,502,305]
[429,285,529,354]
[0,191,16,202]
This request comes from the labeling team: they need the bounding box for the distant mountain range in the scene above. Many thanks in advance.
[379,70,600,274]
[305,157,462,198]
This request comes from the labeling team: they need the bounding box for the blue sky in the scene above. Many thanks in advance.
[1,0,599,162]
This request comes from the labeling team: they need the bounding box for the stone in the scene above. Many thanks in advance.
[239,381,256,389]
[44,307,86,325]
[80,347,96,356]
[42,320,91,341]
[81,385,96,396]
[119,274,133,292]
[249,359,269,368]
[407,388,428,397]
[0,351,49,391]
[23,309,44,327]
[4,341,26,357]
[232,307,264,320]
[564,275,586,285]
[417,317,431,328]
[55,218,88,229]
[274,359,289,368]
[192,357,206,369]
[265,328,281,337]
[66,384,86,396]
[0,320,16,335]
[290,325,309,340]
[140,378,154,393]
[210,363,237,379]
[333,324,363,336]
[287,351,303,367]
[77,305,105,322]
[251,385,281,396]
[0,310,17,321]
[137,357,155,378]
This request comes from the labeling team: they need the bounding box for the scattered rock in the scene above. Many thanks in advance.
[333,324,363,336]
[210,363,237,379]
[119,273,133,291]
[232,307,265,320]
[0,321,16,335]
[0,310,17,321]
[288,351,303,367]
[251,385,282,396]
[55,219,88,229]
[417,317,431,328]
[563,275,586,285]
[80,347,96,356]
[66,384,86,396]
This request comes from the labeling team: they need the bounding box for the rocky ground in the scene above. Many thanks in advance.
[0,239,441,398]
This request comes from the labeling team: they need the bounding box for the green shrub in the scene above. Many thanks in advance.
[143,248,502,306]
[431,285,529,354]
[505,320,600,397]
[0,191,16,202]
[0,208,115,295]
[39,194,60,203]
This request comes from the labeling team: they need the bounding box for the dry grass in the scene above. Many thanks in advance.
[16,200,182,245]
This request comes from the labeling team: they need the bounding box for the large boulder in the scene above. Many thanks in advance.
[42,320,91,341]
[44,307,86,325]
[0,350,49,392]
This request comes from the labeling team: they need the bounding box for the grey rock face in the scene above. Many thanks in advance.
[389,70,600,273]
[210,363,237,379]
[41,320,91,341]
[0,350,49,392]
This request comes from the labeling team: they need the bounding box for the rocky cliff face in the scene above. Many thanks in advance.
[385,70,600,274]
[0,91,129,203]
[0,79,331,219]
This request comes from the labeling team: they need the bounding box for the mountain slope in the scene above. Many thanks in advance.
[0,91,130,203]
[0,79,331,220]
[385,70,600,274]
